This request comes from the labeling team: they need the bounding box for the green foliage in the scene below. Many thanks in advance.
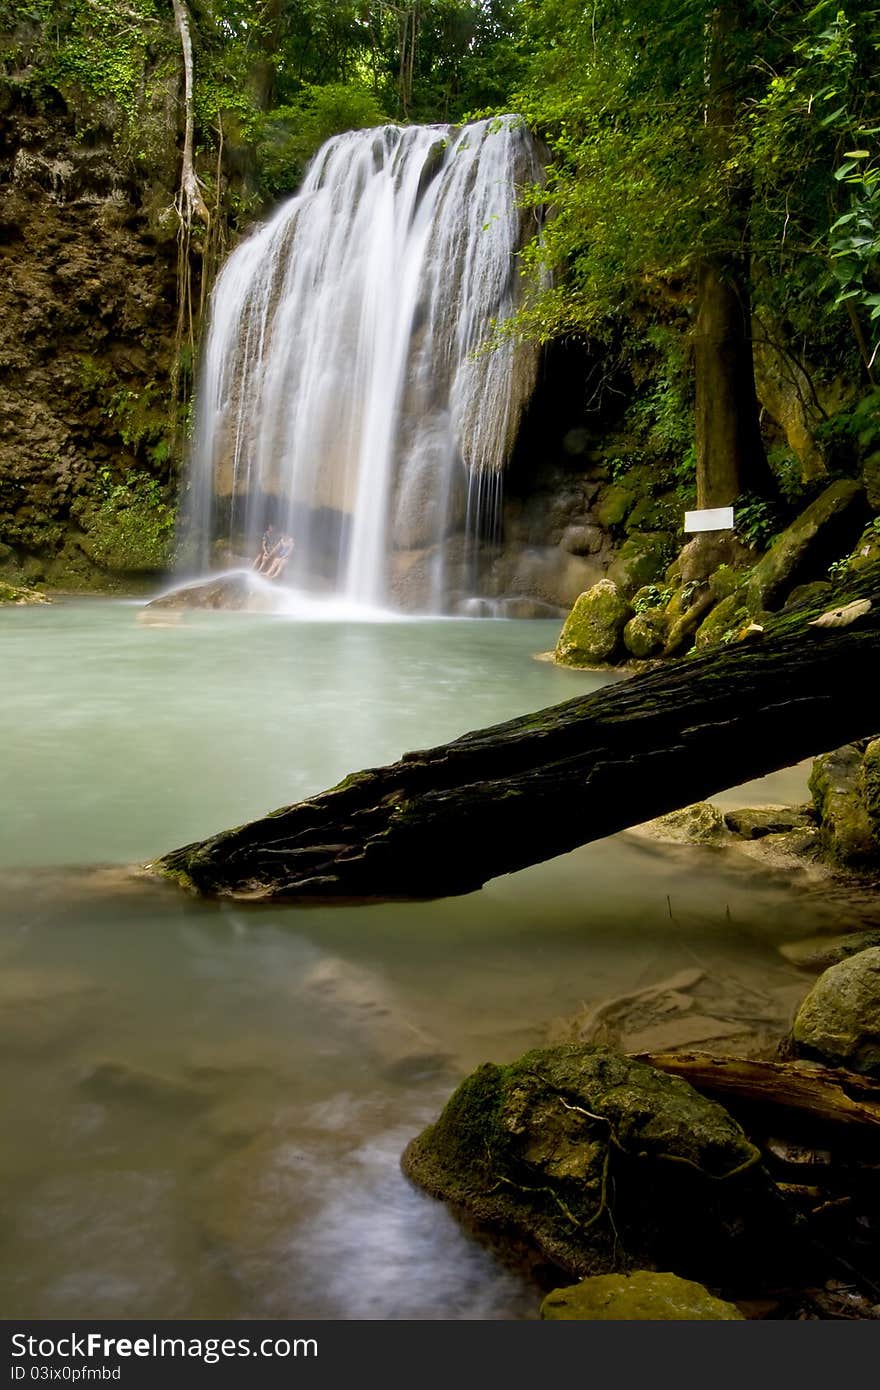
[633,585,673,615]
[82,468,176,571]
[735,492,780,551]
[1,0,171,145]
[768,446,809,507]
[256,84,388,197]
[105,381,167,455]
[819,388,880,457]
[828,515,880,580]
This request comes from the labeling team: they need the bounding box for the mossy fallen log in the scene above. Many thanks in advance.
[152,564,880,901]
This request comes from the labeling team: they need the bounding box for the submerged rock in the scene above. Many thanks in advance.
[554,580,632,666]
[540,1270,744,1321]
[792,947,880,1077]
[779,930,880,973]
[401,1044,786,1281]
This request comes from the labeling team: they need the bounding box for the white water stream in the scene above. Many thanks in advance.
[185,117,542,609]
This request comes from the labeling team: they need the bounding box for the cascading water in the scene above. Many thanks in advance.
[184,116,543,611]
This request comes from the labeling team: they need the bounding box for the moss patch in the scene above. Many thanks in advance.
[402,1044,786,1282]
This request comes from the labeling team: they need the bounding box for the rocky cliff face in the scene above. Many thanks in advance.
[0,90,179,589]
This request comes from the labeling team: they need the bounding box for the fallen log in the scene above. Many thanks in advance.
[152,565,880,900]
[633,1053,880,1133]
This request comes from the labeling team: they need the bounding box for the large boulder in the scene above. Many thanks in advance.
[145,573,278,612]
[791,948,880,1077]
[540,1270,744,1321]
[747,479,867,611]
[554,580,632,666]
[401,1045,786,1282]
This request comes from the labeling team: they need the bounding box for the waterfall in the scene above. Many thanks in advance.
[184,116,543,611]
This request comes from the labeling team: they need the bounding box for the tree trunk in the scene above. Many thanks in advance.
[151,569,880,902]
[694,2,771,509]
[694,254,769,506]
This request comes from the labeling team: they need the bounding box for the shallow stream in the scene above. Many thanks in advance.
[0,601,844,1318]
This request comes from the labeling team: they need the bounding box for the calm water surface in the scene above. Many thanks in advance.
[0,600,837,1318]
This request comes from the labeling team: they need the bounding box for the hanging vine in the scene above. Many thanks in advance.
[170,0,210,441]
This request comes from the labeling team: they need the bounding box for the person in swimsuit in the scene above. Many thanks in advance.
[264,534,294,580]
[252,524,277,571]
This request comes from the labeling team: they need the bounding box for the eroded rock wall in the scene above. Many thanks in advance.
[0,89,179,589]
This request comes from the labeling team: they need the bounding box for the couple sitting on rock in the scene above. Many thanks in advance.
[253,524,294,580]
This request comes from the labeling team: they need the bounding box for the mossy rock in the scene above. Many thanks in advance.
[747,479,867,611]
[540,1270,744,1321]
[401,1044,787,1282]
[694,593,747,648]
[606,533,672,598]
[624,492,679,536]
[623,610,666,660]
[0,581,49,605]
[649,802,726,844]
[723,806,814,840]
[809,744,878,868]
[783,580,833,611]
[792,948,880,1077]
[554,580,632,667]
[848,532,880,575]
[862,739,880,838]
[863,451,880,511]
[594,482,639,530]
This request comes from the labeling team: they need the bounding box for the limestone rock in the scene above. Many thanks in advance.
[748,480,868,611]
[791,947,880,1077]
[540,1270,744,1321]
[554,580,632,666]
[146,573,277,612]
[560,524,604,557]
[402,1044,786,1281]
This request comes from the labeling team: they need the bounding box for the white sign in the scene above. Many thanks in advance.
[684,506,735,533]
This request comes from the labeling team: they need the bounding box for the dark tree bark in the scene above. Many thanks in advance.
[637,1054,880,1135]
[694,2,773,509]
[694,254,770,507]
[151,569,880,902]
